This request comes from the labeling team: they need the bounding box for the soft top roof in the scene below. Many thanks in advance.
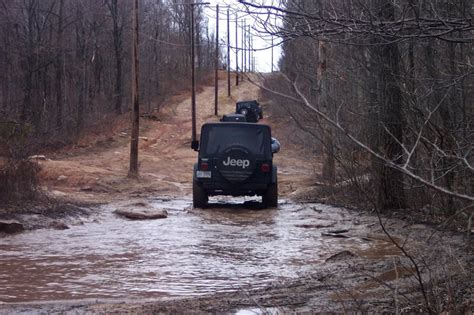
[237,100,259,104]
[200,122,270,133]
[199,122,272,158]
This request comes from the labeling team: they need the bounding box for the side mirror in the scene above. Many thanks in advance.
[191,140,199,151]
[271,137,280,154]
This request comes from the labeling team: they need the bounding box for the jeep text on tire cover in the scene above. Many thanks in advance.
[223,157,250,168]
[193,122,278,208]
[218,146,256,183]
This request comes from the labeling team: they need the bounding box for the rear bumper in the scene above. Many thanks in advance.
[200,181,270,196]
[193,164,277,197]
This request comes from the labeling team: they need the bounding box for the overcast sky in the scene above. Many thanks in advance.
[203,0,282,73]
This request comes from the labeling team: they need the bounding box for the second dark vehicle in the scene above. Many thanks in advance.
[235,100,263,123]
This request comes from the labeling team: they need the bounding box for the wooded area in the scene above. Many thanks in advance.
[0,0,214,153]
[243,0,473,214]
[0,0,215,200]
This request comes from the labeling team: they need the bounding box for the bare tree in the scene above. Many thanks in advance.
[55,0,65,130]
[106,0,124,115]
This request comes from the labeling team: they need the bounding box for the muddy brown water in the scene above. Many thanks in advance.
[0,198,398,303]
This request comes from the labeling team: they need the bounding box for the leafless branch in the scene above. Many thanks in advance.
[244,72,473,203]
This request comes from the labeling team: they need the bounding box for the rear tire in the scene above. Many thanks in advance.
[193,180,208,208]
[262,179,278,208]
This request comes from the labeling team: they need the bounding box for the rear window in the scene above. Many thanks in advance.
[200,124,270,157]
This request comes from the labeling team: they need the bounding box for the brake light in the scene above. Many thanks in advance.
[261,163,270,172]
[200,161,209,171]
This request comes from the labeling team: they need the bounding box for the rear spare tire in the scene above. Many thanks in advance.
[193,179,208,208]
[217,146,256,183]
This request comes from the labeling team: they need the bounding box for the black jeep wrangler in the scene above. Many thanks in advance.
[193,122,278,208]
[235,100,263,123]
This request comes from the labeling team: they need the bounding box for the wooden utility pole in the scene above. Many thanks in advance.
[190,1,209,150]
[247,26,251,73]
[214,4,219,116]
[243,21,246,73]
[128,0,139,178]
[240,21,244,81]
[55,0,64,130]
[235,13,239,86]
[271,36,274,72]
[252,37,255,71]
[251,36,254,71]
[190,3,197,149]
[226,8,230,97]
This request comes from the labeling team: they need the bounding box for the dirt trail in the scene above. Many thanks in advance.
[38,72,319,204]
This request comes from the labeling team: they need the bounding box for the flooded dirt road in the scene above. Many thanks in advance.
[0,198,397,304]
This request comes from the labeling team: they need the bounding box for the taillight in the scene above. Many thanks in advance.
[200,161,209,171]
[261,163,270,173]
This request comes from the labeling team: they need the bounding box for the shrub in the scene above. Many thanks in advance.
[0,121,40,203]
[0,159,40,202]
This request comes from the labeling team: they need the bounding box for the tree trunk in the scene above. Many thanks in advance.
[373,1,406,210]
[109,0,123,115]
[21,0,35,126]
[55,0,65,130]
[318,40,336,184]
[425,40,456,212]
[75,5,86,133]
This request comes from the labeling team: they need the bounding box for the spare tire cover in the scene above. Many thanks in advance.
[218,146,256,183]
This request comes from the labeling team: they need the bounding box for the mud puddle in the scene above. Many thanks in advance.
[0,198,398,303]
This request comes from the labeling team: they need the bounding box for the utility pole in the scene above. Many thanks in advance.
[250,35,253,72]
[247,25,251,73]
[252,36,255,71]
[190,3,197,149]
[189,1,209,150]
[240,21,244,81]
[271,36,274,72]
[128,0,139,178]
[243,21,246,73]
[235,13,239,86]
[226,8,230,97]
[214,4,219,116]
